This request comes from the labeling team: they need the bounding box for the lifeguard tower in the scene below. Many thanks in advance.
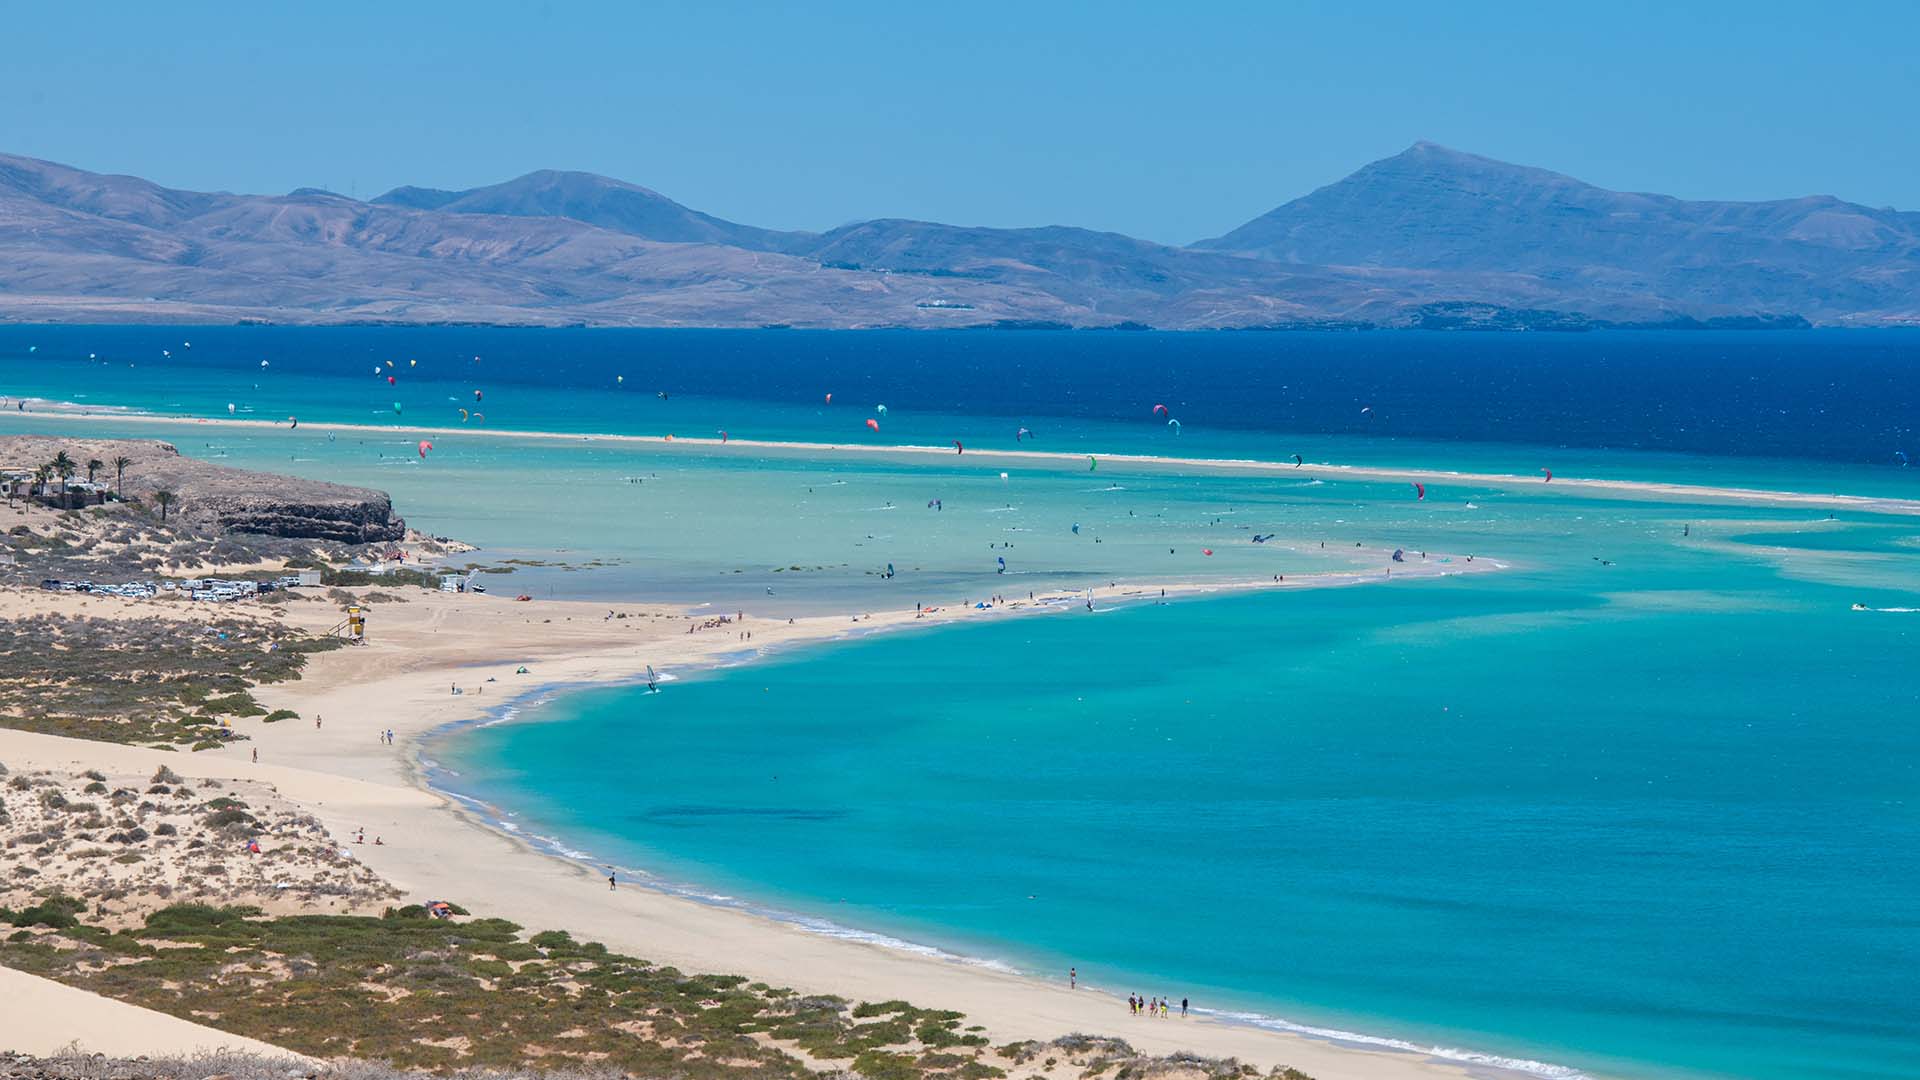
[331,604,368,644]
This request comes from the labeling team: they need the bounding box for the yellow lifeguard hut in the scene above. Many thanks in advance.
[343,604,367,643]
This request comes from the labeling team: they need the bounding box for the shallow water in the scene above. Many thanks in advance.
[436,496,1920,1080]
[4,327,1918,1080]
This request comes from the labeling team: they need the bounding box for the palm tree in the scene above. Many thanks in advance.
[32,464,52,498]
[112,456,132,496]
[153,489,177,522]
[86,458,103,484]
[48,452,76,509]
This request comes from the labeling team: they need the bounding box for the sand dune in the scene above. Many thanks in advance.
[0,964,305,1059]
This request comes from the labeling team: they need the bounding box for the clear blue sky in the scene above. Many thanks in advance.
[5,2,1915,244]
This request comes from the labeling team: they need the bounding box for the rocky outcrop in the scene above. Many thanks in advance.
[183,490,405,544]
[0,436,405,543]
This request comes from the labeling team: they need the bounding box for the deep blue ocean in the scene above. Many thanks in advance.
[3,326,1917,1080]
[2,325,1916,466]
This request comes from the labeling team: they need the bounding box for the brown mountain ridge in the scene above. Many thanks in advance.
[2,144,1914,329]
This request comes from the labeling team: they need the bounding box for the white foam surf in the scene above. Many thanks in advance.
[1204,1009,1590,1080]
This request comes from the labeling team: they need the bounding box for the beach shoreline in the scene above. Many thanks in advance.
[12,399,1919,517]
[0,555,1584,1080]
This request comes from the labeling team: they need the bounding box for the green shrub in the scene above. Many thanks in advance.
[10,895,85,929]
[144,903,259,933]
[204,808,257,829]
[263,709,299,723]
[203,694,267,718]
[854,1051,921,1080]
[489,941,541,962]
[321,567,439,589]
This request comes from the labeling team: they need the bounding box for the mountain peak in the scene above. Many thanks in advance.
[494,169,662,199]
[1398,139,1485,158]
[376,168,811,252]
[1192,142,1920,305]
[1365,141,1586,189]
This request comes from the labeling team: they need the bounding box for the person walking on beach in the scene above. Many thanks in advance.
[1181,997,1188,1017]
[1069,966,1076,989]
[251,747,258,763]
[608,868,617,891]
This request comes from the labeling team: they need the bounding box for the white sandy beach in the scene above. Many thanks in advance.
[0,558,1548,1080]
[18,402,1920,517]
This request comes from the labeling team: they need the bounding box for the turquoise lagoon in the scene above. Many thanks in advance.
[2,327,1917,1080]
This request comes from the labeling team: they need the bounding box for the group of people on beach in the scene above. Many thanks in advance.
[1071,969,1188,1020]
[1130,993,1186,1018]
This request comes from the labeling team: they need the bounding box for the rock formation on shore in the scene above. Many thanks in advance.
[0,437,404,544]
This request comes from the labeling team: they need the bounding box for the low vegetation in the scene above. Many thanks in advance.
[0,499,346,585]
[0,903,1296,1080]
[1,765,398,923]
[0,612,342,745]
[0,905,930,1079]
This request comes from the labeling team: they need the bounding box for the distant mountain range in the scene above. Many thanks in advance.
[2,142,1915,329]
